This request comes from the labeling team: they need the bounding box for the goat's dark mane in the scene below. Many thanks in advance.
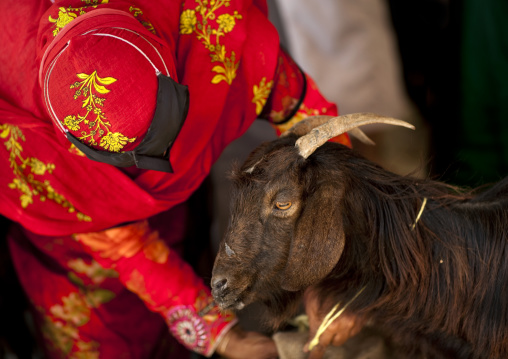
[310,144,508,358]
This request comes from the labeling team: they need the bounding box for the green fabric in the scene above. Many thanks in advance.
[458,0,508,186]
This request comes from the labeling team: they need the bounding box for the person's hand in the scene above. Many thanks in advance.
[303,287,366,359]
[215,325,278,359]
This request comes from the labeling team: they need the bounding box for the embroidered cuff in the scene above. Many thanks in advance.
[165,291,238,357]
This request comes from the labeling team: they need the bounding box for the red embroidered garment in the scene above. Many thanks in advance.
[0,0,350,357]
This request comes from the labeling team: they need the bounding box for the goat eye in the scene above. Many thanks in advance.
[275,201,292,210]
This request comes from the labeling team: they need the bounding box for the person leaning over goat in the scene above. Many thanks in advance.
[212,113,508,359]
[0,1,351,358]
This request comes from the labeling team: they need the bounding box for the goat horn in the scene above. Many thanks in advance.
[281,115,381,146]
[281,115,335,137]
[348,128,375,146]
[295,112,415,159]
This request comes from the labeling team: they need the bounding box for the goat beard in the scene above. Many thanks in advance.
[256,288,306,330]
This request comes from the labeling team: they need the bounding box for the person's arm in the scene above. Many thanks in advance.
[74,220,277,358]
[259,49,351,148]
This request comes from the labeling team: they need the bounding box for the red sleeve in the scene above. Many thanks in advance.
[74,220,237,357]
[260,49,351,147]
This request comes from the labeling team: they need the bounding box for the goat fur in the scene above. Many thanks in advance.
[212,134,508,359]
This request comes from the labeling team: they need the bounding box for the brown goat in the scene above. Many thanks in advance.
[211,114,508,359]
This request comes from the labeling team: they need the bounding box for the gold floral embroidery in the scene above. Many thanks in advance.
[50,293,91,327]
[272,103,327,133]
[75,220,170,263]
[48,1,109,37]
[67,71,136,152]
[179,1,242,85]
[129,6,143,16]
[40,261,116,358]
[41,307,81,356]
[129,6,156,34]
[74,342,100,359]
[81,0,108,4]
[0,124,91,221]
[180,9,197,34]
[68,259,118,284]
[252,77,274,115]
[125,269,157,306]
[49,7,78,36]
[65,263,117,308]
[269,95,299,124]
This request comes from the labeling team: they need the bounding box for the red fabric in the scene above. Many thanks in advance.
[261,49,351,147]
[43,27,161,151]
[38,8,180,152]
[0,0,348,357]
[1,1,278,356]
[8,224,178,359]
[8,203,238,358]
[0,0,281,236]
[73,219,236,354]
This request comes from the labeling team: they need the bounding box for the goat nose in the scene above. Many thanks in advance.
[211,277,228,292]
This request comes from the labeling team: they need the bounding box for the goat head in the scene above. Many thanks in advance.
[211,113,413,312]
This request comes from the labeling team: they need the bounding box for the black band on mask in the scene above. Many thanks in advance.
[67,73,189,172]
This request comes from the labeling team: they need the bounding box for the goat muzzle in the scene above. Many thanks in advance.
[212,276,228,294]
[211,274,247,311]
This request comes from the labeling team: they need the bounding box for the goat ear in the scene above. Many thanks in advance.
[281,183,345,291]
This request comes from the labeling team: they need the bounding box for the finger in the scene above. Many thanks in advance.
[307,344,326,359]
[305,302,324,343]
[303,322,323,353]
[331,332,348,347]
[325,315,358,347]
[316,322,336,347]
[305,318,319,351]
[326,317,349,346]
[305,320,335,356]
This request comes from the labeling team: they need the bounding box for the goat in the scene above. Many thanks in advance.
[211,113,508,359]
